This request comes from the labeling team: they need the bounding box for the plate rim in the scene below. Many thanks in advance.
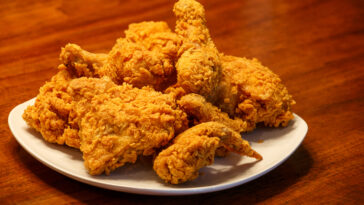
[8,98,308,196]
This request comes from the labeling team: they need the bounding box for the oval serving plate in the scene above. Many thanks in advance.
[8,98,307,195]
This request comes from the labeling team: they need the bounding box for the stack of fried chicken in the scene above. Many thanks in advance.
[22,0,295,184]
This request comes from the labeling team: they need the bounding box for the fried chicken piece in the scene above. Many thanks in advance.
[22,67,117,149]
[68,77,188,175]
[60,44,108,78]
[169,0,221,101]
[153,122,261,184]
[217,55,295,129]
[125,21,181,58]
[100,21,181,90]
[61,21,181,91]
[178,93,249,133]
[22,69,80,148]
[178,93,250,157]
[23,0,295,185]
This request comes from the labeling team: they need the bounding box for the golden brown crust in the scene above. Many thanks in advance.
[217,55,295,129]
[68,78,188,175]
[171,0,221,101]
[22,0,296,184]
[178,93,249,133]
[153,122,261,184]
[99,21,181,91]
[60,21,181,91]
[60,44,108,78]
[22,69,80,148]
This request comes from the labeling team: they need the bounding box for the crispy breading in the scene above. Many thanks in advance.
[153,122,261,184]
[178,93,249,133]
[22,0,297,184]
[217,55,295,129]
[60,44,107,78]
[169,0,221,101]
[68,77,188,175]
[60,21,181,91]
[22,69,80,148]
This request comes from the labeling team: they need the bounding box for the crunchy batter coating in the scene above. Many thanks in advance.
[68,77,188,175]
[60,21,181,91]
[22,70,79,148]
[217,55,295,130]
[169,0,221,101]
[22,0,296,184]
[178,93,249,133]
[60,44,107,78]
[153,122,261,184]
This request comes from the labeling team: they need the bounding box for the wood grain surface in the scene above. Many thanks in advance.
[1,0,363,204]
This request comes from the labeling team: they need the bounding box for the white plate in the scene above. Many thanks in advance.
[8,98,307,196]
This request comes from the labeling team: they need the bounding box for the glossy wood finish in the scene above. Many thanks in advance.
[1,0,363,204]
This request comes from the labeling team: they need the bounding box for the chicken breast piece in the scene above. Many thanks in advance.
[68,77,188,175]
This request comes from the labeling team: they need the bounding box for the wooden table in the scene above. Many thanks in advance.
[1,0,363,204]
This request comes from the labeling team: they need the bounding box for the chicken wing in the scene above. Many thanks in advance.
[60,44,107,78]
[153,122,261,184]
[68,77,188,175]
